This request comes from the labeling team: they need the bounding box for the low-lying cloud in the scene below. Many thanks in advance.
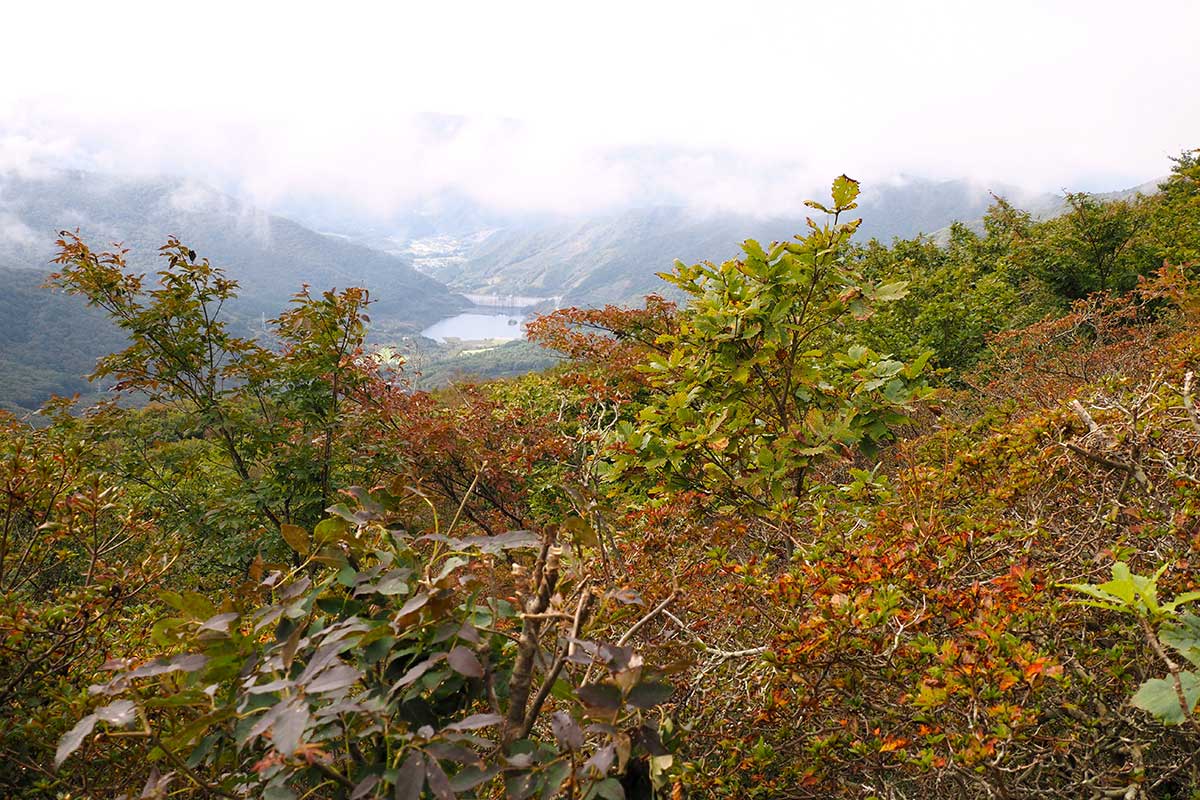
[0,1,1196,228]
[0,211,36,246]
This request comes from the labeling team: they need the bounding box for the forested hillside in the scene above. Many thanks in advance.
[0,169,468,411]
[0,267,125,412]
[1,150,1199,799]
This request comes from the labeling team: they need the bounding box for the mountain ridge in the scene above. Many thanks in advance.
[0,168,468,325]
[0,168,469,412]
[395,177,1066,309]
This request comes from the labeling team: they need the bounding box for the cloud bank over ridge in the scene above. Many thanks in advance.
[1,1,1196,224]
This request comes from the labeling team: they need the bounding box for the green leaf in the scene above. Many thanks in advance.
[550,710,584,750]
[178,591,216,621]
[903,349,934,380]
[447,646,484,679]
[272,699,309,756]
[95,699,138,726]
[150,616,189,645]
[1099,562,1137,601]
[1131,671,1200,725]
[588,777,626,800]
[446,713,504,732]
[742,239,767,262]
[326,503,359,523]
[1161,612,1200,667]
[871,280,910,303]
[434,556,468,583]
[830,174,861,210]
[306,664,361,694]
[424,756,455,800]
[394,751,426,800]
[577,683,622,711]
[448,764,500,792]
[263,785,296,800]
[375,568,413,596]
[1163,591,1200,614]
[1061,582,1125,610]
[198,612,239,634]
[539,759,572,800]
[313,517,349,546]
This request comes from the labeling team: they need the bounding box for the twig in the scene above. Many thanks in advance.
[148,733,238,798]
[521,586,593,736]
[1138,615,1200,736]
[616,590,678,647]
[310,759,356,790]
[580,590,679,687]
[1070,399,1106,439]
[445,462,485,537]
[566,585,593,660]
[1062,442,1148,488]
[1183,371,1200,435]
[1062,441,1133,473]
[662,609,767,659]
[504,534,561,744]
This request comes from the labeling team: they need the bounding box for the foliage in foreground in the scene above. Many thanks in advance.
[57,494,677,799]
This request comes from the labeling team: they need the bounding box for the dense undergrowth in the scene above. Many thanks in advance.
[1,152,1199,798]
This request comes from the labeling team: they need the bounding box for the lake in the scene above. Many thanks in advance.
[421,311,527,342]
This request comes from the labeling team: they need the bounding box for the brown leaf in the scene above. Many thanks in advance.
[280,524,310,555]
[394,751,425,800]
[447,646,483,679]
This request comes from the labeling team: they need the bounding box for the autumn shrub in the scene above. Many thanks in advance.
[668,327,1200,797]
[0,406,174,797]
[49,235,380,538]
[42,235,691,799]
[965,262,1194,415]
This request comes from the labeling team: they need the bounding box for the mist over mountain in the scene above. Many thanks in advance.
[0,168,468,412]
[928,175,1169,242]
[0,169,466,321]
[388,176,1065,309]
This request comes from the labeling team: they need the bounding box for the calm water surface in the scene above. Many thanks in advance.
[421,311,527,342]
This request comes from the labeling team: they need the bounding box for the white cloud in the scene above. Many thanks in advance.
[0,211,36,245]
[0,133,75,178]
[0,0,1196,221]
[167,180,230,214]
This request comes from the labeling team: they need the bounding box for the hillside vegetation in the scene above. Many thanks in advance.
[1,151,1198,799]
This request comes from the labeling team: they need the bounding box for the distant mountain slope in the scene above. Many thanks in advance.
[0,169,467,324]
[427,177,1061,308]
[0,268,126,414]
[0,169,468,413]
[930,177,1167,242]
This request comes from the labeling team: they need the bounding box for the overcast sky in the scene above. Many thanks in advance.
[1,0,1197,221]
